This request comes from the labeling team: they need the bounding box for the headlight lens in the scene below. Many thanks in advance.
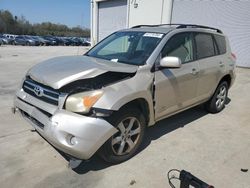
[65,90,103,113]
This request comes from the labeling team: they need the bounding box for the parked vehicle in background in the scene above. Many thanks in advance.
[53,36,69,46]
[14,35,39,46]
[3,34,17,40]
[64,37,76,46]
[71,37,82,46]
[82,40,91,46]
[32,36,51,46]
[43,36,57,46]
[13,24,236,165]
[14,35,26,45]
[56,37,70,46]
[67,37,76,46]
[78,37,91,46]
[0,35,4,45]
[0,34,14,45]
[26,36,40,46]
[2,33,90,46]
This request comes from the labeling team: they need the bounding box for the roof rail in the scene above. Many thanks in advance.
[131,24,179,28]
[176,24,223,34]
[131,24,223,34]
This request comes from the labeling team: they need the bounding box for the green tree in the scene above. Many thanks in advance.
[0,9,90,37]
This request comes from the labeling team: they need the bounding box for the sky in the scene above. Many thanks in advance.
[0,0,90,28]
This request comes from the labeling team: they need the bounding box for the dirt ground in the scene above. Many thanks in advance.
[0,45,249,188]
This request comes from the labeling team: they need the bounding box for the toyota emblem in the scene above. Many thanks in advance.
[34,86,44,97]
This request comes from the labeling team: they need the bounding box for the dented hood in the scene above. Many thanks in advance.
[28,55,138,89]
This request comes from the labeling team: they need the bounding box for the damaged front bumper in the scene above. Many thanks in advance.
[13,91,118,160]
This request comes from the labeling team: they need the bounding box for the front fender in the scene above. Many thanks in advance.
[93,69,155,126]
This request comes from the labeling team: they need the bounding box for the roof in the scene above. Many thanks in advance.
[121,24,223,34]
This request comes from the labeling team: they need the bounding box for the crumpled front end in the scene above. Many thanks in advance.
[12,55,140,160]
[14,87,118,160]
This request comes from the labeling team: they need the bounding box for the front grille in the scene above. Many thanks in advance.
[23,79,59,105]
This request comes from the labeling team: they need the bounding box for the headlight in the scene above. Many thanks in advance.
[65,90,103,113]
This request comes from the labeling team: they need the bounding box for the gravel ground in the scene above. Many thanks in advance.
[0,45,249,188]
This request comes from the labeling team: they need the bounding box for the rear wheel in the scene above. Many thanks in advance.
[206,81,228,113]
[99,107,145,164]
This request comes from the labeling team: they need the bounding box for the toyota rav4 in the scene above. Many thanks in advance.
[13,24,236,164]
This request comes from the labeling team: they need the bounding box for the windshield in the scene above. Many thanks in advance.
[86,31,164,65]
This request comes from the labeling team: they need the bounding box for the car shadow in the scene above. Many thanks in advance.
[140,105,208,150]
[63,98,231,174]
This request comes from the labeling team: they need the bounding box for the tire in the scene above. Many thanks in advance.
[205,81,228,113]
[99,107,146,164]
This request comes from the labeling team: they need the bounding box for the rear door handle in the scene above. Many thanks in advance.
[191,68,199,75]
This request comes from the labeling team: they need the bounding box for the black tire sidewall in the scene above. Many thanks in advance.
[206,81,228,113]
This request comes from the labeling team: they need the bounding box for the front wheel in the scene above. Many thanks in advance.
[206,81,228,113]
[99,107,145,164]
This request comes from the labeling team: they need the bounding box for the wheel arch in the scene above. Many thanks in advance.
[207,73,232,103]
[118,98,151,125]
[219,74,232,87]
[108,94,155,126]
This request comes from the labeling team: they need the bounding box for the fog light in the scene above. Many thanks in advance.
[70,136,78,145]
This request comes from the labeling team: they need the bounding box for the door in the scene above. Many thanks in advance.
[194,32,223,101]
[154,32,200,120]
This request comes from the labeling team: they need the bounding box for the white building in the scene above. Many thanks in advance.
[91,0,250,68]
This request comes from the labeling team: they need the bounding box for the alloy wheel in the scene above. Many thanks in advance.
[111,117,141,156]
[216,85,227,109]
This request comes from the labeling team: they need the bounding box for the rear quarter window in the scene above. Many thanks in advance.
[214,35,226,54]
[194,33,215,59]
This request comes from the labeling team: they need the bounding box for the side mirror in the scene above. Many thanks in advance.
[160,56,181,68]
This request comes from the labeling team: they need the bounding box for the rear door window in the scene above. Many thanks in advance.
[194,33,215,59]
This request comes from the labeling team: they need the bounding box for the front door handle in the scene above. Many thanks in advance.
[191,68,199,75]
